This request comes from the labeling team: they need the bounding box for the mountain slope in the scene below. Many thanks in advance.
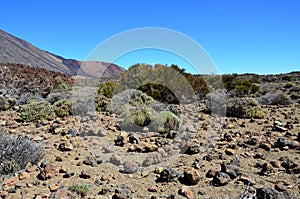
[0,29,125,77]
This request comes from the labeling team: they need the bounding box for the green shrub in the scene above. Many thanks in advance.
[205,89,227,116]
[226,97,265,118]
[112,89,180,132]
[0,134,44,175]
[95,94,111,112]
[222,74,260,96]
[0,95,10,111]
[282,75,292,81]
[150,111,180,133]
[110,89,155,114]
[258,92,292,105]
[116,64,198,104]
[53,99,72,117]
[68,184,90,197]
[97,81,117,98]
[138,83,179,104]
[54,76,68,90]
[284,82,295,89]
[118,107,153,131]
[19,101,56,122]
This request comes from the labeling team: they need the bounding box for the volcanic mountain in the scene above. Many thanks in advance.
[0,29,125,77]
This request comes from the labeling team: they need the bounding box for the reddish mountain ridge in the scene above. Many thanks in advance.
[0,29,125,77]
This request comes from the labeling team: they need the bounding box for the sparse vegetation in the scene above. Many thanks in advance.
[95,94,111,112]
[226,97,265,118]
[0,134,44,175]
[150,111,180,133]
[68,183,90,197]
[0,95,10,111]
[54,76,68,90]
[53,99,72,117]
[258,92,292,105]
[97,81,117,98]
[19,101,56,122]
[222,74,260,96]
[205,89,227,116]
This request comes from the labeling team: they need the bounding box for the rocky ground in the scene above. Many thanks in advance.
[0,102,299,198]
[0,63,300,198]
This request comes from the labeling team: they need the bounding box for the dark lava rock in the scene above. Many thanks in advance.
[157,168,178,182]
[119,161,138,174]
[246,137,258,146]
[261,162,275,175]
[83,155,99,167]
[275,138,287,148]
[180,167,200,185]
[68,129,76,137]
[221,158,240,179]
[280,157,298,171]
[256,187,291,199]
[212,171,231,186]
[94,179,103,186]
[259,142,272,151]
[115,136,125,147]
[166,130,177,139]
[206,169,216,178]
[37,163,58,180]
[62,171,75,178]
[223,132,233,142]
[112,185,132,199]
[184,141,201,154]
[297,132,300,142]
[128,134,139,144]
[237,141,247,148]
[203,154,214,162]
[110,155,123,166]
[79,169,92,179]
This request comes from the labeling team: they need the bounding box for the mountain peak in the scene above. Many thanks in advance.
[0,29,125,77]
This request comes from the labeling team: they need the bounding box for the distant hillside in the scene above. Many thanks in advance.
[0,29,125,77]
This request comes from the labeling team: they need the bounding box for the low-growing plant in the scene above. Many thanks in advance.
[0,134,44,175]
[205,89,227,116]
[150,111,180,133]
[95,94,111,112]
[53,99,72,117]
[222,74,260,96]
[138,83,179,104]
[110,89,155,114]
[97,81,117,98]
[19,101,56,122]
[54,76,72,90]
[258,92,292,105]
[281,75,292,81]
[226,97,265,118]
[283,82,295,89]
[118,107,153,131]
[68,183,90,197]
[0,95,10,111]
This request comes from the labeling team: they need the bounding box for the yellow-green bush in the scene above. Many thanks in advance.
[0,95,10,111]
[150,111,180,133]
[53,99,72,117]
[226,97,265,119]
[19,101,56,122]
[95,94,111,112]
[118,107,153,131]
[97,81,117,98]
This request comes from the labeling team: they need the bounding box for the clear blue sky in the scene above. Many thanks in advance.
[1,0,300,74]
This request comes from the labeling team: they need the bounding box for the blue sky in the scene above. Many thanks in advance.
[1,0,300,74]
